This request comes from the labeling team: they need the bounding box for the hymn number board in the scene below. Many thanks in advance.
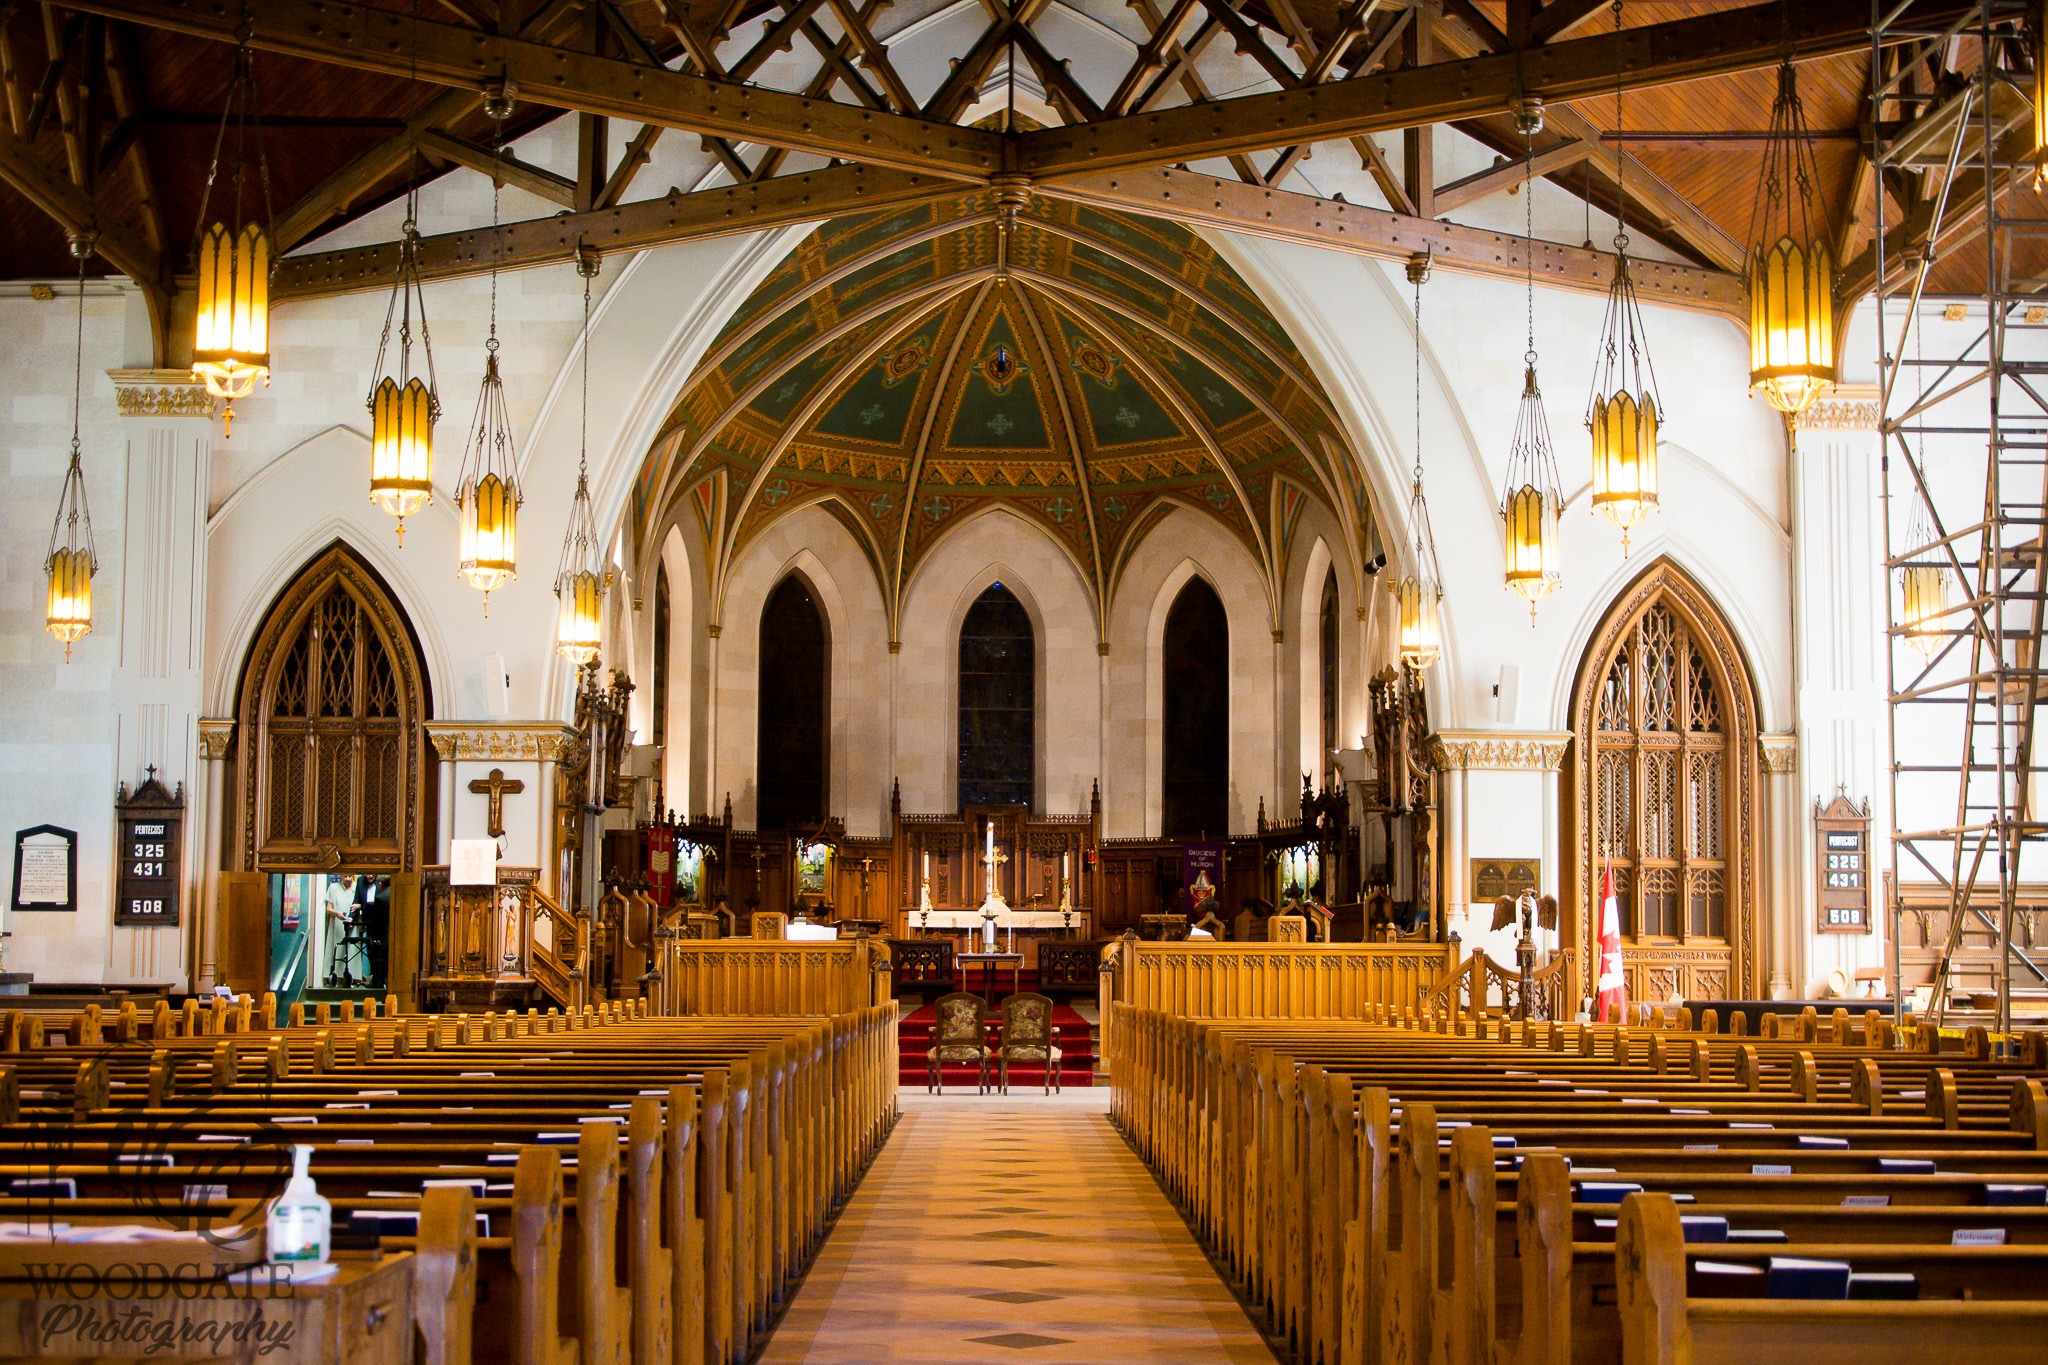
[1814,793,1872,934]
[114,769,184,928]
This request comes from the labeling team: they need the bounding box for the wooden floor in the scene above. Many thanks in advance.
[759,1089,1277,1364]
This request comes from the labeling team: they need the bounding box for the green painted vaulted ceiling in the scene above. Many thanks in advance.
[638,190,1380,637]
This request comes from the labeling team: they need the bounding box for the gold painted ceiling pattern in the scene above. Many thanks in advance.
[638,192,1378,638]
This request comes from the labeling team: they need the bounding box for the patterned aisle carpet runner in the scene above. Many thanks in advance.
[757,1091,1277,1364]
[896,1003,1096,1088]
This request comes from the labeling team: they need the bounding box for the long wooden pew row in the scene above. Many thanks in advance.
[1109,1003,2048,1365]
[0,1002,898,1365]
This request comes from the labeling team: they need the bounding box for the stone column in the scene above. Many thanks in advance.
[1760,735,1801,1000]
[106,370,216,990]
[1789,389,1885,998]
[192,719,234,992]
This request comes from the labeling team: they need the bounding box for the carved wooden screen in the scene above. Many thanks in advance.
[1570,562,1760,1003]
[236,545,427,874]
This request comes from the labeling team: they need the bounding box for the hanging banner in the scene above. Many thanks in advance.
[1182,842,1224,913]
[645,822,676,909]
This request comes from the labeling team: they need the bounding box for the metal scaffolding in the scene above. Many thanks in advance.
[1877,0,2048,1032]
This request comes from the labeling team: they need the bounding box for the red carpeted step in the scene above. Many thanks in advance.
[896,1002,1095,1087]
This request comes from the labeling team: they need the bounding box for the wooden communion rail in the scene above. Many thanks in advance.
[0,995,898,1365]
[1112,1000,2048,1365]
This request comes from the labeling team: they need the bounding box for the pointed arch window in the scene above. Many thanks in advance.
[1320,569,1339,788]
[758,576,828,829]
[958,582,1034,810]
[1593,604,1729,942]
[652,563,670,752]
[1163,577,1229,838]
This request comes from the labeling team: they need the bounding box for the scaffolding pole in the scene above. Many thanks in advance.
[1878,0,2048,1034]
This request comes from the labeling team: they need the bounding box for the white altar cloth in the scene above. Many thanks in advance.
[913,909,1074,930]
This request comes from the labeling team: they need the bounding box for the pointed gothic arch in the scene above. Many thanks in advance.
[1565,558,1765,1004]
[231,542,432,876]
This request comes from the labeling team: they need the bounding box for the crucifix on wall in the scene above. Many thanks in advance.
[468,768,524,839]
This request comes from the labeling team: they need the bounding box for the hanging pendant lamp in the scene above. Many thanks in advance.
[1747,52,1836,416]
[1393,251,1443,670]
[46,239,98,660]
[189,44,273,437]
[1899,492,1949,658]
[366,211,439,543]
[454,104,522,613]
[1586,0,1661,552]
[555,246,609,667]
[1501,107,1565,621]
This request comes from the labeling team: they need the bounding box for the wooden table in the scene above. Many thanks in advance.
[956,951,1023,1007]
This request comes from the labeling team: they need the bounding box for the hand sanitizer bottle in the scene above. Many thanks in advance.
[267,1144,331,1273]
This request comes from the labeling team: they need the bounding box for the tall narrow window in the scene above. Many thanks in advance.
[757,576,827,829]
[1162,577,1229,838]
[652,564,670,751]
[1319,569,1339,787]
[958,582,1034,810]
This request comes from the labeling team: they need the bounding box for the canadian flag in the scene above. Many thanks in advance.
[1596,860,1627,1023]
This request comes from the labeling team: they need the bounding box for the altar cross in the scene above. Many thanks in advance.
[468,767,525,838]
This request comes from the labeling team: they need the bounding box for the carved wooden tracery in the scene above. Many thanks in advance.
[233,544,429,874]
[1568,560,1761,1003]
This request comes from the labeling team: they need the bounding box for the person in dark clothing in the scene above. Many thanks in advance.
[355,876,391,988]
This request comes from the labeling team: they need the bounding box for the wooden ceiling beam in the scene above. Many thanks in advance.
[1035,166,1747,323]
[0,118,158,282]
[1431,140,1591,216]
[61,0,1002,180]
[1014,0,1967,177]
[101,21,164,257]
[271,163,952,301]
[417,127,577,205]
[1526,0,1608,45]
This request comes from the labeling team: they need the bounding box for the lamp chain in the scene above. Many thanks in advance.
[1524,126,1535,365]
[1412,270,1423,494]
[1612,0,1626,250]
[580,260,591,485]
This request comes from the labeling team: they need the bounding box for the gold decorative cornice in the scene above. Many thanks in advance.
[424,722,579,762]
[196,718,234,760]
[109,368,217,419]
[1759,733,1798,774]
[1791,385,1878,433]
[1425,730,1572,772]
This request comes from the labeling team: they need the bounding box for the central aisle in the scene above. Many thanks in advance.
[759,1089,1277,1364]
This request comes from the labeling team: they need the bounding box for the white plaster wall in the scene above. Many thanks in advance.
[896,507,1102,818]
[0,287,143,983]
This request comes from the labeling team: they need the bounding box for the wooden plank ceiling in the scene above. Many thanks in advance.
[0,0,2010,327]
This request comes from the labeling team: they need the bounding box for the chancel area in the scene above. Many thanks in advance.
[4,0,2048,1361]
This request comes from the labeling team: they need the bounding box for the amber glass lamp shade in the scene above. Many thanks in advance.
[1503,483,1561,609]
[1899,562,1948,658]
[457,472,518,603]
[1749,236,1835,416]
[44,545,93,656]
[556,568,604,666]
[369,376,436,538]
[191,222,270,434]
[1589,388,1659,549]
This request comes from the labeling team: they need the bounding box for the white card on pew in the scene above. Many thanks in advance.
[1683,1144,1720,1152]
[639,1089,667,1095]
[1879,1158,1935,1174]
[1751,1164,1793,1175]
[488,1183,514,1194]
[440,1107,473,1112]
[1798,1135,1849,1149]
[357,1090,399,1097]
[1536,1079,1570,1086]
[1842,1195,1889,1208]
[459,1072,496,1078]
[1575,1089,1609,1096]
[197,1134,249,1143]
[326,1103,371,1110]
[118,1155,173,1166]
[486,1154,519,1164]
[271,1116,317,1125]
[1620,1098,1657,1105]
[1673,1108,1710,1116]
[579,1116,624,1124]
[1899,1088,1925,1099]
[1954,1228,2007,1246]
[1729,1122,1773,1129]
[609,1103,632,1109]
[337,1138,374,1146]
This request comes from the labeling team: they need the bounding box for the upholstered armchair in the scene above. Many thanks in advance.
[926,990,991,1093]
[994,992,1064,1095]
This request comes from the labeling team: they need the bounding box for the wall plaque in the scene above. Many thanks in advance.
[12,825,77,912]
[114,770,184,927]
[1815,794,1872,933]
[1470,857,1540,904]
